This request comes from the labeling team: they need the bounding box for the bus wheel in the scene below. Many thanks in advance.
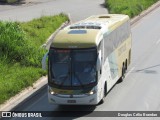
[125,59,128,72]
[118,64,125,83]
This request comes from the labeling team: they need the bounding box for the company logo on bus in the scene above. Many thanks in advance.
[68,46,78,48]
[56,50,70,53]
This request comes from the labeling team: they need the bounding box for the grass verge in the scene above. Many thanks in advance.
[105,0,159,18]
[0,13,68,104]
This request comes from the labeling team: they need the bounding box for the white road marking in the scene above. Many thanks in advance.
[125,67,135,78]
[156,39,160,45]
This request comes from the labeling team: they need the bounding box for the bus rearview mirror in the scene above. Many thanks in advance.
[96,51,101,71]
[42,52,49,70]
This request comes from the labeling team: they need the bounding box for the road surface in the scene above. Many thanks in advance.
[1,0,160,120]
[0,0,107,22]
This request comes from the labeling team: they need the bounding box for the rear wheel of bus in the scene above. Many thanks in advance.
[118,63,125,83]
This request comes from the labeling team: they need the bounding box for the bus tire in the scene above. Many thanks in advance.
[125,59,128,72]
[118,64,125,83]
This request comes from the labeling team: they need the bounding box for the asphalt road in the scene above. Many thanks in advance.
[0,0,107,22]
[1,0,160,120]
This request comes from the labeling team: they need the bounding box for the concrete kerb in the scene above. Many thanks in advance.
[0,1,160,111]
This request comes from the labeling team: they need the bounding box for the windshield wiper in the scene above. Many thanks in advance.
[56,74,69,88]
[74,72,84,89]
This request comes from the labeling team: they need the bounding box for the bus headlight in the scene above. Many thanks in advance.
[49,87,57,95]
[50,91,55,95]
[87,87,97,95]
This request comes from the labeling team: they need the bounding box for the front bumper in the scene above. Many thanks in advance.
[48,93,98,105]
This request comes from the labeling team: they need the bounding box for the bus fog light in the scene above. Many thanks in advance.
[89,98,95,103]
[50,98,55,102]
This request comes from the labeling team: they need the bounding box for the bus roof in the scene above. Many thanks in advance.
[51,14,129,49]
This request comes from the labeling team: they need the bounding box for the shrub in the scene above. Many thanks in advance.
[105,0,159,18]
[0,14,68,104]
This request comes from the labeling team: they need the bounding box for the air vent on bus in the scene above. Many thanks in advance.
[86,26,101,29]
[70,26,85,29]
[99,16,110,18]
[70,26,101,29]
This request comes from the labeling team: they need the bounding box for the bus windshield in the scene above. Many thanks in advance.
[49,48,97,87]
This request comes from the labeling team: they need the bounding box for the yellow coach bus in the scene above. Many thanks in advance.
[42,14,132,105]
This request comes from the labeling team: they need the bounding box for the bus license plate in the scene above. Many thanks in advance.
[67,100,76,103]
